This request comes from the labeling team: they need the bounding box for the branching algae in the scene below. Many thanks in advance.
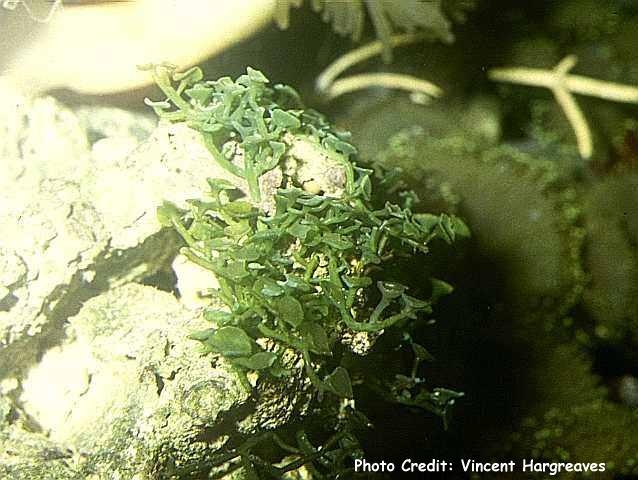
[145,64,468,478]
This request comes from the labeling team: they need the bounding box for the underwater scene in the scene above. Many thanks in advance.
[1,1,637,478]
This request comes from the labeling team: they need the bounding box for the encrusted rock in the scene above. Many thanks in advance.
[20,283,250,479]
[0,84,348,477]
[0,88,224,377]
[0,423,80,480]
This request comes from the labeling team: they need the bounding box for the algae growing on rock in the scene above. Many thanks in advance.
[1,1,638,479]
[143,64,468,477]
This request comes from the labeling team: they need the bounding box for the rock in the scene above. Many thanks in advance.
[74,106,156,144]
[0,85,227,378]
[283,134,347,198]
[20,283,250,479]
[0,86,104,376]
[0,424,80,480]
[1,384,78,479]
[172,253,219,310]
[0,84,346,477]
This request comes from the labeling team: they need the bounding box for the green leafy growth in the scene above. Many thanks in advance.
[145,63,317,203]
[157,174,466,399]
[149,66,469,477]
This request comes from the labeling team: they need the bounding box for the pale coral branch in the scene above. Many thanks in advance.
[553,84,593,159]
[489,66,638,104]
[555,54,578,75]
[315,33,443,102]
[323,73,443,101]
[553,55,593,159]
[316,33,426,93]
[489,55,638,158]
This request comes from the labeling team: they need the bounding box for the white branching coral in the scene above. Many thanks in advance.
[489,55,638,159]
[316,33,444,102]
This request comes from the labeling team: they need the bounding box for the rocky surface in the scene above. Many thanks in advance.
[0,425,80,480]
[0,84,223,379]
[0,86,244,478]
[18,283,250,479]
[0,84,345,478]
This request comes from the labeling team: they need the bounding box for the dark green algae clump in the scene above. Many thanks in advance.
[143,57,638,477]
[145,65,469,478]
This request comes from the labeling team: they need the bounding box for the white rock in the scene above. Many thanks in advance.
[20,283,249,478]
